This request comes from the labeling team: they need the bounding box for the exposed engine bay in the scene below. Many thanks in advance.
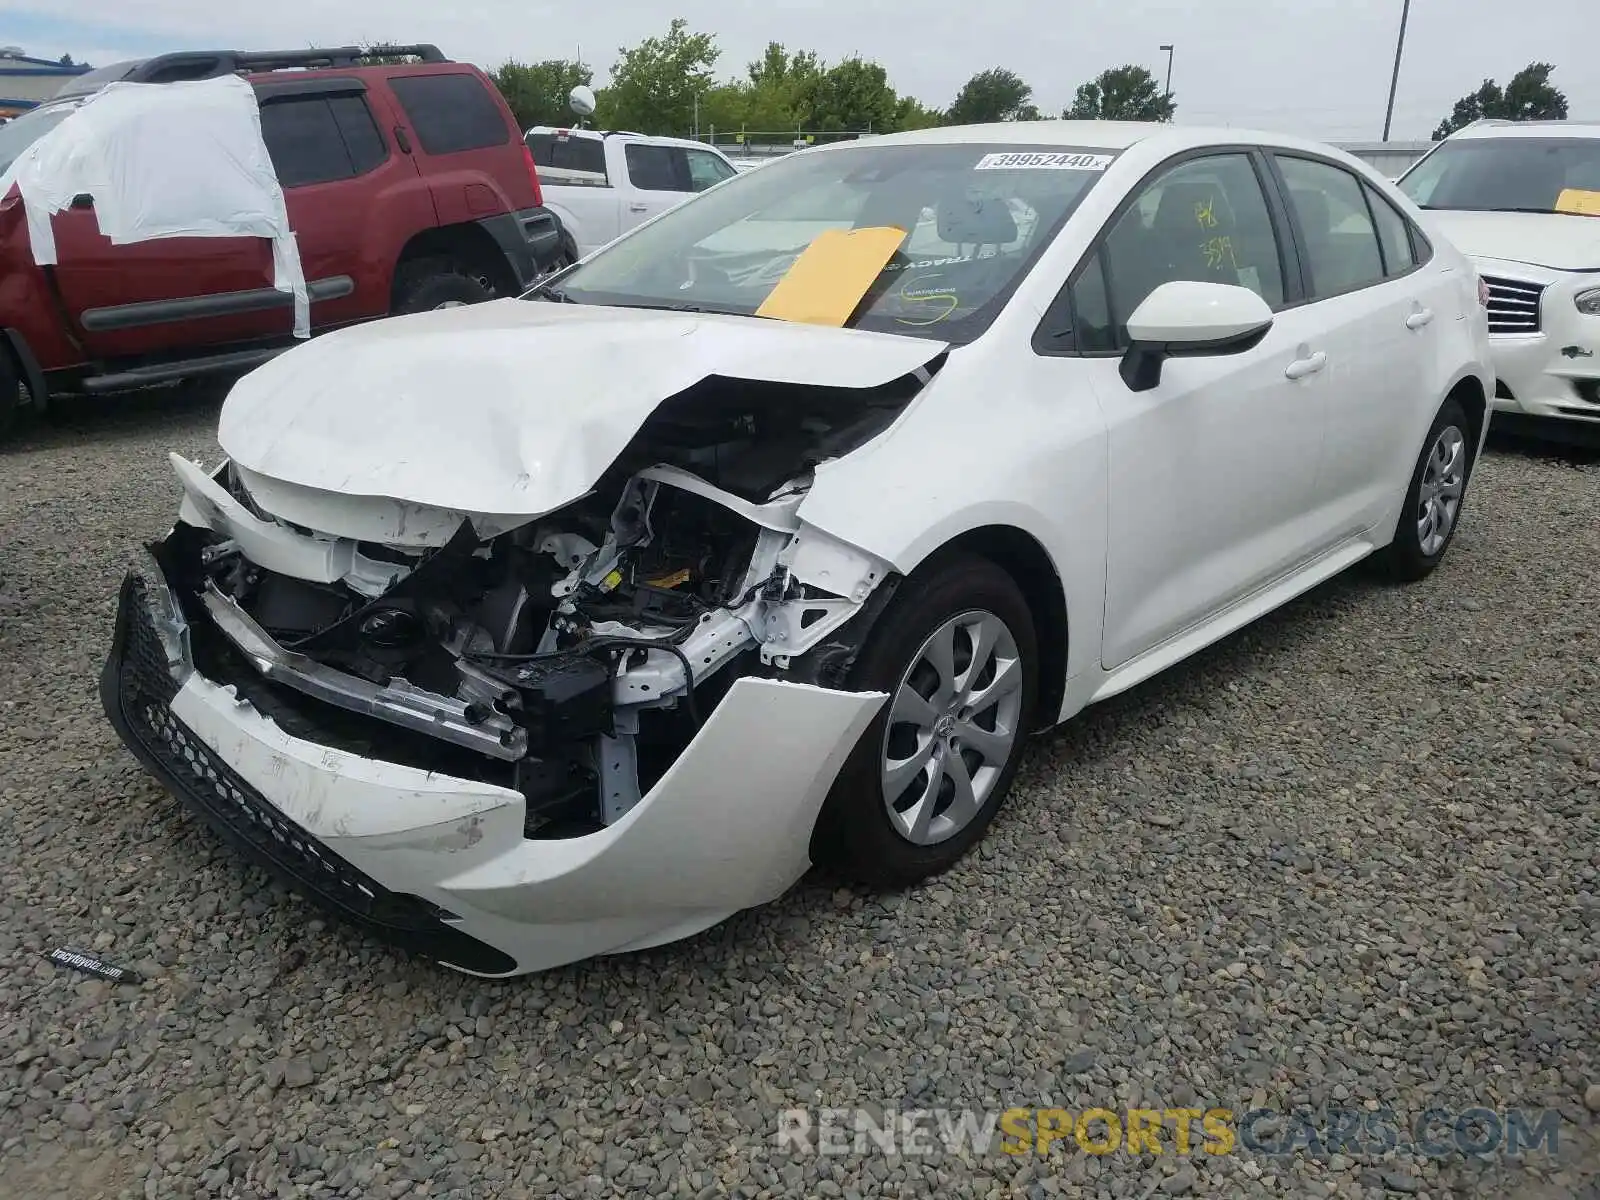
[160,369,935,837]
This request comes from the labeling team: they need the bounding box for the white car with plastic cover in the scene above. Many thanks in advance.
[101,121,1494,977]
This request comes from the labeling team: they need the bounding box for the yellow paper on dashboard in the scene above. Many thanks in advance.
[755,226,907,326]
[1554,188,1600,217]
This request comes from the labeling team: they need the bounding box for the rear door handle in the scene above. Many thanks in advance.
[1284,351,1327,380]
[628,202,648,213]
[1406,308,1434,329]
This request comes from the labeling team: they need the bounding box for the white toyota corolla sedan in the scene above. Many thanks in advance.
[102,121,1494,977]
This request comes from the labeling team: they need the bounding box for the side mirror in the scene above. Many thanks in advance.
[1119,280,1274,393]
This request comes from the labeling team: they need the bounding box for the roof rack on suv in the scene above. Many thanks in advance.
[119,45,448,85]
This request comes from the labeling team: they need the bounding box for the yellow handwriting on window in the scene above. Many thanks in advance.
[1201,236,1239,270]
[1194,197,1218,229]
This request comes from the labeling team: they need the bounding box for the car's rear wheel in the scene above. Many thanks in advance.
[393,259,495,314]
[1378,396,1474,582]
[813,553,1039,888]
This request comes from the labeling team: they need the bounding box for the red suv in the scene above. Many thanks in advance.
[0,45,563,435]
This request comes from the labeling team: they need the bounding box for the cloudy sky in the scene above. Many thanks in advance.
[3,0,1595,141]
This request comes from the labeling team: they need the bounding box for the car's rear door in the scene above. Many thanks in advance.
[1265,152,1447,538]
[260,79,429,328]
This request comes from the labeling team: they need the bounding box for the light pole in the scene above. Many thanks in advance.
[1382,0,1412,142]
[1159,44,1174,102]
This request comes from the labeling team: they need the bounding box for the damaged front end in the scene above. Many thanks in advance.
[102,365,937,971]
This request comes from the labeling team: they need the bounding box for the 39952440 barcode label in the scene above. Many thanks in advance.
[973,151,1115,171]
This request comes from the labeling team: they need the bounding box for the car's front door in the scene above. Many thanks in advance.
[1040,150,1344,670]
[621,143,695,230]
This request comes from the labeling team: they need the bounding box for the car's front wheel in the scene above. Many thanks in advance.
[1378,396,1475,582]
[814,553,1039,888]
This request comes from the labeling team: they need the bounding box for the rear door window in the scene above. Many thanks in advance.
[327,94,388,175]
[1274,155,1386,297]
[386,73,509,155]
[526,132,607,177]
[258,97,356,187]
[1362,181,1419,277]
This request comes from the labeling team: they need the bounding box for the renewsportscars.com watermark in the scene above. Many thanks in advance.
[776,1105,1565,1161]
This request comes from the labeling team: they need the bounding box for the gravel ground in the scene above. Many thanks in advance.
[0,392,1597,1200]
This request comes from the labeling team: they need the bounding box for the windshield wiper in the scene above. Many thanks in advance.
[1421,205,1576,215]
[519,274,577,303]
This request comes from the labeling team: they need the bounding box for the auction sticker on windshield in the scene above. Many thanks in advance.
[975,152,1114,171]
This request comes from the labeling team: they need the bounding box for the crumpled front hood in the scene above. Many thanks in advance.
[219,298,946,520]
[1425,210,1600,272]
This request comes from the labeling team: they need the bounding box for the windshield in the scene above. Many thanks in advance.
[547,142,1118,342]
[0,104,77,176]
[1397,136,1600,215]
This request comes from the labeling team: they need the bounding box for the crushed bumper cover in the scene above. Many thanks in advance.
[99,555,884,976]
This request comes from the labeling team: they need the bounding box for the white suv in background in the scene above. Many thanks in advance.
[1397,120,1600,434]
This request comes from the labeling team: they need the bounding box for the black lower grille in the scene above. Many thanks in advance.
[101,572,517,976]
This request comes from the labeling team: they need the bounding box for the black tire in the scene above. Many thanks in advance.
[393,259,495,314]
[812,552,1040,888]
[0,353,18,440]
[1377,397,1475,583]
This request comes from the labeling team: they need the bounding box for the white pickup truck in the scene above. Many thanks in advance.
[524,127,739,259]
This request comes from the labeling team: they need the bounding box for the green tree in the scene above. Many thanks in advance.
[946,68,1039,124]
[1431,62,1567,140]
[895,95,946,131]
[747,42,822,92]
[798,57,901,132]
[1064,65,1175,122]
[603,17,720,136]
[492,59,593,129]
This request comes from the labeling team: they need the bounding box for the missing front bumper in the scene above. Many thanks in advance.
[99,559,890,975]
[99,571,519,975]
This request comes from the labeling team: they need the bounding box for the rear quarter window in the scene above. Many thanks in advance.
[526,132,607,176]
[386,73,509,154]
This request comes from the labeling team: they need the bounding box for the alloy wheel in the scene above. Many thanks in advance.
[1416,424,1466,556]
[880,609,1024,846]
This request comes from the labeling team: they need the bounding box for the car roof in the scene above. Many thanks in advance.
[1449,120,1600,141]
[525,126,729,154]
[806,120,1376,160]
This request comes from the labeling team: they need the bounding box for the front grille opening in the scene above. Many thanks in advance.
[1573,379,1600,406]
[1481,275,1544,335]
[1495,380,1516,400]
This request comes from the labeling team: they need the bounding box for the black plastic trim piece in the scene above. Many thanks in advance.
[80,346,287,393]
[81,275,354,332]
[476,207,564,286]
[1,328,50,412]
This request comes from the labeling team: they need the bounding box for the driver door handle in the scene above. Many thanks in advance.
[628,202,649,213]
[1284,351,1327,380]
[1406,308,1434,329]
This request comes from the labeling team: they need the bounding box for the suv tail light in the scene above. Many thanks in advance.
[521,143,544,208]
